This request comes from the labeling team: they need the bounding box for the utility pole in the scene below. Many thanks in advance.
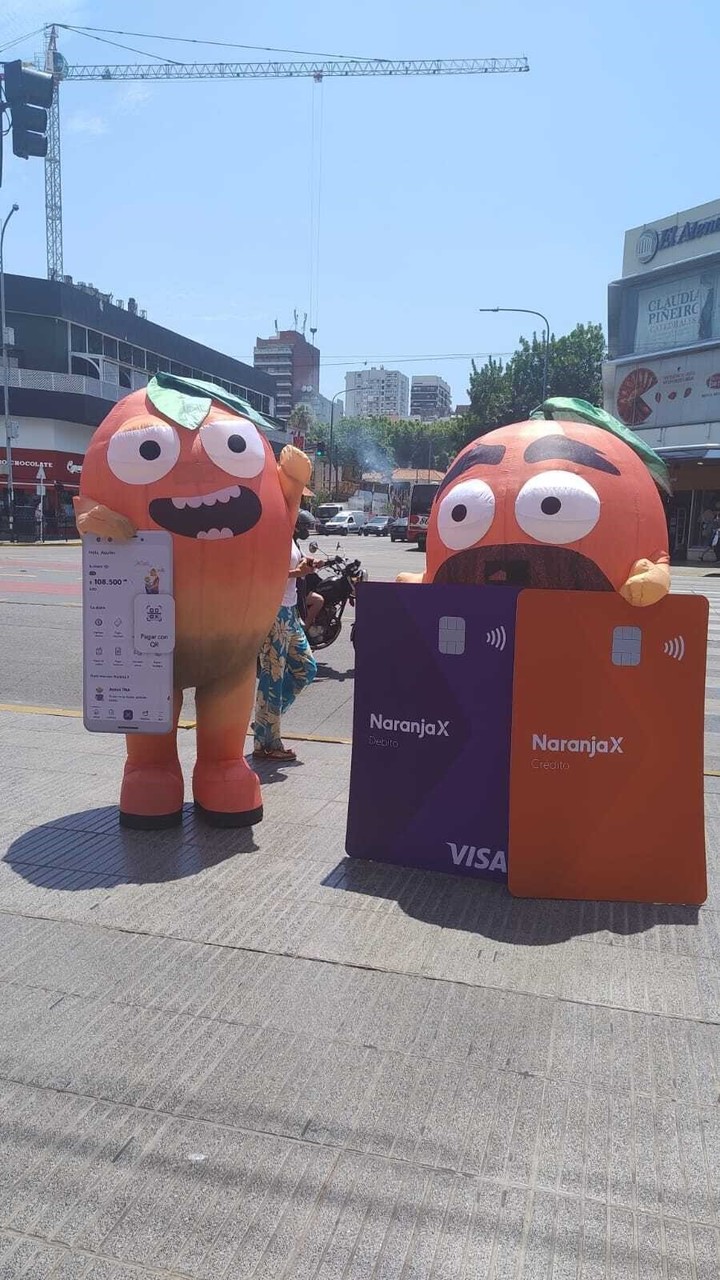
[1,203,19,541]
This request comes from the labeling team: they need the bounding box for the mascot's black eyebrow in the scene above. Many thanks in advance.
[523,434,621,476]
[435,443,506,501]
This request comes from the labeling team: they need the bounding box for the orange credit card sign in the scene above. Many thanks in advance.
[508,590,708,904]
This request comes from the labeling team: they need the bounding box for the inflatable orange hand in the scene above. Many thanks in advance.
[77,374,311,830]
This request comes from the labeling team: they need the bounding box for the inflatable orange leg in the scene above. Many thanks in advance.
[119,689,185,829]
[192,669,262,827]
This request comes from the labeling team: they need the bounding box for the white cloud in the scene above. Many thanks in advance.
[66,111,107,136]
[117,84,153,112]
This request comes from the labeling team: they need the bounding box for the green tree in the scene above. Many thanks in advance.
[507,322,606,420]
[461,322,607,450]
[287,403,314,436]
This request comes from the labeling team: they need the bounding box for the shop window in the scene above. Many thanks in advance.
[103,335,118,359]
[145,352,159,374]
[131,347,145,369]
[70,324,87,353]
[119,366,132,388]
[71,355,100,379]
[119,342,132,364]
[157,356,170,373]
[88,330,103,355]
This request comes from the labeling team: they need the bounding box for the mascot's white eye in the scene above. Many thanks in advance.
[107,421,180,485]
[515,470,600,545]
[200,417,266,479]
[437,479,496,551]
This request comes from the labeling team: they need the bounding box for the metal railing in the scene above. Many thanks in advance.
[6,367,126,403]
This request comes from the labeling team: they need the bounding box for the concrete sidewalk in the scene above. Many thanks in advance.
[0,699,718,1280]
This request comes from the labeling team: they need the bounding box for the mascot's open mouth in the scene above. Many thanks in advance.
[433,544,614,591]
[149,484,262,540]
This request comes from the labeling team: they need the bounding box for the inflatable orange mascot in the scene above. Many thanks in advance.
[75,373,311,830]
[400,398,671,605]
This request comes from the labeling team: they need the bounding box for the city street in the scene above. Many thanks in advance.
[0,541,718,1277]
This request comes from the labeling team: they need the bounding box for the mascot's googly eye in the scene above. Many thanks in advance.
[200,418,265,479]
[437,479,496,551]
[107,421,180,485]
[515,470,601,545]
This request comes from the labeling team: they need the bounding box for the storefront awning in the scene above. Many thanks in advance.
[655,445,720,463]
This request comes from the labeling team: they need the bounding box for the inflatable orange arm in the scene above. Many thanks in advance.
[396,571,425,584]
[277,445,312,525]
[73,494,136,541]
[619,553,670,607]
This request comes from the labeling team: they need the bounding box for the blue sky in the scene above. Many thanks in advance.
[1,0,718,405]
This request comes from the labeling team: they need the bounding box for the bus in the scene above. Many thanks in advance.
[408,481,440,550]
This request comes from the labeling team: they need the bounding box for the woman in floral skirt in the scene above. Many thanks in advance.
[252,537,317,762]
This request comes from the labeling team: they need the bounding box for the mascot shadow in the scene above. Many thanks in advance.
[322,857,699,946]
[5,805,258,891]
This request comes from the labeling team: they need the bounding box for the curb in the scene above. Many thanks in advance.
[0,540,81,547]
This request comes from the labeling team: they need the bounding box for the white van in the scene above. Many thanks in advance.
[324,510,368,535]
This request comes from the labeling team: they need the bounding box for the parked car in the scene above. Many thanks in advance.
[315,502,347,531]
[390,517,409,543]
[361,516,392,537]
[324,510,368,536]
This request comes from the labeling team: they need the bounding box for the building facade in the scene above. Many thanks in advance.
[1,274,281,537]
[410,375,452,420]
[253,329,320,421]
[603,198,720,560]
[294,389,342,428]
[345,367,409,419]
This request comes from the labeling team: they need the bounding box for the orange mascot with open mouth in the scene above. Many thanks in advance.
[75,373,311,830]
[399,398,671,606]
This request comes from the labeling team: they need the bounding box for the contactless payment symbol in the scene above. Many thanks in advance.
[663,635,685,661]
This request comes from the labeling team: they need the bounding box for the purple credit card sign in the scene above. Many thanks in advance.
[346,583,519,881]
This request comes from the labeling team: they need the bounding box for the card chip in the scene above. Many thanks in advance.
[612,625,642,666]
[438,615,466,655]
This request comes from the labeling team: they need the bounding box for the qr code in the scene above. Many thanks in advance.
[146,606,162,622]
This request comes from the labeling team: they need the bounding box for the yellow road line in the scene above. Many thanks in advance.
[0,703,351,743]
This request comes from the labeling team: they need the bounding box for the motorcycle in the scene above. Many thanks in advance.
[304,541,367,650]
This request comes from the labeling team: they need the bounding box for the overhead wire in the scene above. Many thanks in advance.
[0,27,45,55]
[320,352,515,366]
[55,25,185,65]
[54,24,388,62]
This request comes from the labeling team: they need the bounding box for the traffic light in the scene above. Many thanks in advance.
[315,441,326,458]
[2,60,54,160]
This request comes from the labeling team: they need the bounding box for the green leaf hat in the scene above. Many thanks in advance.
[530,397,671,495]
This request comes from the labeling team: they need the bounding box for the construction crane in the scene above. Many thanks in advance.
[41,25,529,281]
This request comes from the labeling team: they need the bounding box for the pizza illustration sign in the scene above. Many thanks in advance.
[616,368,657,425]
[613,351,720,429]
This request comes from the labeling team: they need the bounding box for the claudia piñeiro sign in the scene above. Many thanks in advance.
[634,270,719,354]
[346,583,519,881]
[612,347,720,428]
[508,590,708,905]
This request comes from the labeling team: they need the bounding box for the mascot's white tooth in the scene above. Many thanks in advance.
[196,530,209,540]
[204,493,218,506]
[217,489,231,503]
[219,528,233,539]
[172,497,187,509]
[205,527,222,540]
[187,496,203,509]
[230,485,241,497]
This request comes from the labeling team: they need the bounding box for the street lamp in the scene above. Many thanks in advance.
[328,388,347,499]
[1,204,20,542]
[479,306,550,405]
